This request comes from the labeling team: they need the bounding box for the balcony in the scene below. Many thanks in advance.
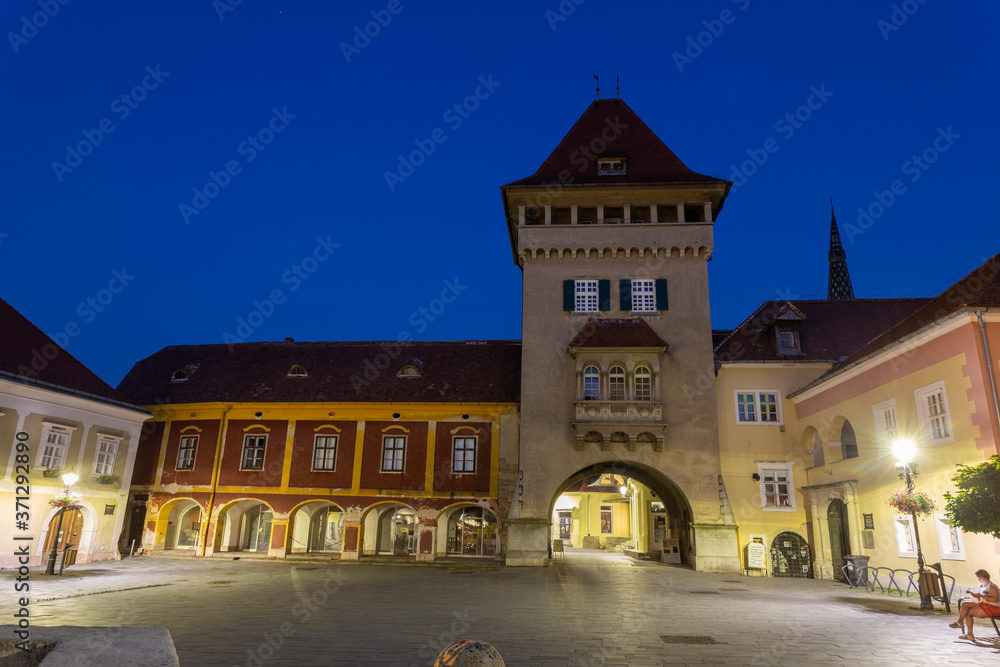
[574,400,662,423]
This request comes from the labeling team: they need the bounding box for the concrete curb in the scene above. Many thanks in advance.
[0,625,178,666]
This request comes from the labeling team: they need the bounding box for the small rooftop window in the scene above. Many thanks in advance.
[288,365,308,377]
[170,370,187,383]
[397,365,422,378]
[597,158,626,176]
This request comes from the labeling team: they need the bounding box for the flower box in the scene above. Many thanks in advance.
[97,475,115,485]
[42,469,60,479]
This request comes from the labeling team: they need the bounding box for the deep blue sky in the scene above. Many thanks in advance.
[2,1,998,386]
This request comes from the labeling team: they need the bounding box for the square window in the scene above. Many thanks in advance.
[382,436,405,472]
[177,435,198,470]
[894,515,917,558]
[313,435,338,471]
[575,280,598,313]
[93,438,118,476]
[241,434,266,470]
[756,462,796,511]
[736,391,782,424]
[452,437,477,473]
[631,279,655,313]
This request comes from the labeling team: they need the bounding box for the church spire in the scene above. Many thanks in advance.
[827,200,855,300]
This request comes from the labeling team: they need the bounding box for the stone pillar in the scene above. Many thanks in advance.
[341,521,362,561]
[650,204,658,223]
[544,205,551,225]
[416,519,437,562]
[692,524,740,573]
[676,203,685,223]
[505,518,550,566]
[623,203,631,223]
[703,201,713,223]
[597,204,604,224]
[517,205,525,227]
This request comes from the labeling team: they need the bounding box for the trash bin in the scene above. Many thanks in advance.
[844,555,870,587]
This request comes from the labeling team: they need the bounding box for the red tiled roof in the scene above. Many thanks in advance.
[569,318,668,349]
[0,296,141,408]
[116,340,522,406]
[715,298,928,363]
[506,99,727,187]
[833,253,1000,370]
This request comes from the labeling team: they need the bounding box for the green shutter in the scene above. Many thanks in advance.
[619,279,632,311]
[598,280,611,311]
[655,279,668,310]
[563,280,575,311]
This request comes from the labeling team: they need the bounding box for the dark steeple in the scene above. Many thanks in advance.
[827,200,855,300]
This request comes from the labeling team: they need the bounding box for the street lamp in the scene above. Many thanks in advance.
[44,472,79,576]
[891,439,933,611]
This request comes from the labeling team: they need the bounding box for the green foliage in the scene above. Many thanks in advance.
[943,455,1000,539]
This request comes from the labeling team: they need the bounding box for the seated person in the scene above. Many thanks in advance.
[949,569,999,640]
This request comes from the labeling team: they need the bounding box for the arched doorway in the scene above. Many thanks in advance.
[309,505,344,552]
[770,531,812,578]
[164,501,202,550]
[444,506,498,557]
[549,462,694,564]
[827,499,850,581]
[239,504,273,553]
[364,504,416,556]
[43,508,83,554]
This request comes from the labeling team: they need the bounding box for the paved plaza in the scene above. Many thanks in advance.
[5,550,999,666]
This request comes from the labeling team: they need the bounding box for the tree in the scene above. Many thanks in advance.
[943,455,1000,539]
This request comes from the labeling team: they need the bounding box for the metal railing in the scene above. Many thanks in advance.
[843,562,956,611]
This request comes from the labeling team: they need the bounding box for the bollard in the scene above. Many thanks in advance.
[433,640,505,666]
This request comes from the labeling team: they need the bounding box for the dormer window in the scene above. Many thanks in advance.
[597,158,626,175]
[288,365,308,377]
[775,325,800,354]
[171,370,187,383]
[397,364,422,378]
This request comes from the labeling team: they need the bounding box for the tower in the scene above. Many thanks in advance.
[827,202,855,300]
[500,99,739,570]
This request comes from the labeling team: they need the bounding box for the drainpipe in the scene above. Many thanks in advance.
[199,404,232,557]
[976,310,1000,441]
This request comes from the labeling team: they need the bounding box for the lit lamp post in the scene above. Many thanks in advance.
[44,472,79,576]
[891,439,934,611]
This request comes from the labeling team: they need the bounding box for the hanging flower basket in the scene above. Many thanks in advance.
[42,468,60,479]
[97,475,115,485]
[48,491,83,511]
[886,487,936,516]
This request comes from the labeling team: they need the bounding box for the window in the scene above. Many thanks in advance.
[841,421,859,460]
[575,280,598,312]
[583,366,600,400]
[177,435,198,470]
[631,279,655,312]
[872,399,898,449]
[916,381,952,443]
[288,365,308,377]
[600,504,613,533]
[934,514,965,560]
[756,462,796,510]
[634,366,651,401]
[776,325,800,353]
[39,425,72,469]
[382,436,405,472]
[241,434,266,470]
[735,391,781,424]
[894,515,917,558]
[609,366,625,400]
[171,370,187,382]
[312,435,337,471]
[93,437,118,476]
[597,158,626,175]
[452,437,477,473]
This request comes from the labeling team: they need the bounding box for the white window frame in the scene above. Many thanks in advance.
[38,423,76,470]
[735,390,782,425]
[177,435,198,470]
[583,365,600,400]
[312,435,338,471]
[755,461,796,511]
[452,436,477,474]
[933,513,965,561]
[574,280,598,313]
[597,158,626,175]
[914,381,953,444]
[872,398,899,451]
[608,366,626,400]
[241,434,267,471]
[893,515,917,558]
[92,435,121,476]
[600,504,613,534]
[381,436,406,473]
[630,279,656,313]
[634,366,652,401]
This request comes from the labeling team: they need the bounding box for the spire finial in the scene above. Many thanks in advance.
[827,199,855,300]
[616,73,620,99]
[594,74,599,100]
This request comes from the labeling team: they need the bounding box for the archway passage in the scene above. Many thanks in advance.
[444,506,498,557]
[770,531,812,578]
[44,509,83,553]
[308,505,344,553]
[550,462,694,565]
[241,504,273,552]
[827,499,850,581]
[361,504,417,556]
[164,500,202,550]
